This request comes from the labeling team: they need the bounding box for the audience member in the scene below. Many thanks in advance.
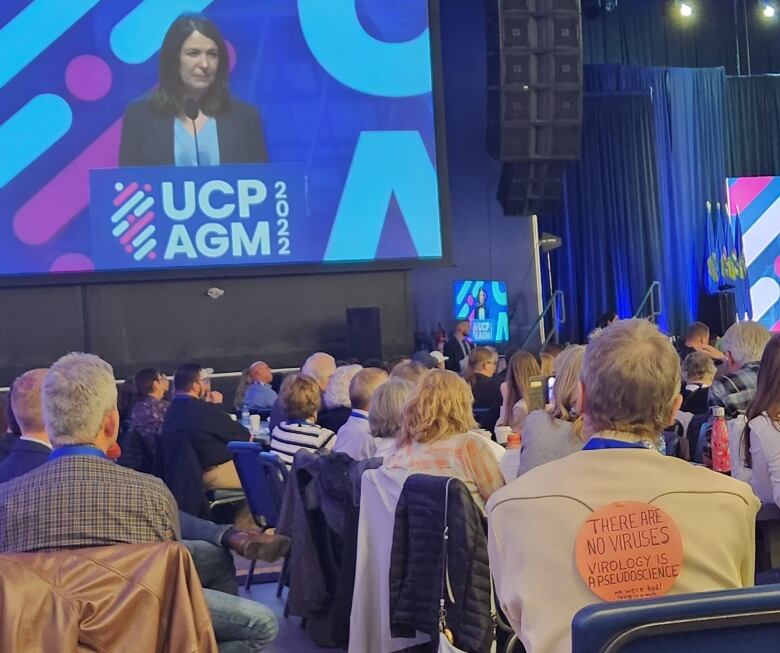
[242,360,278,410]
[708,321,771,418]
[516,345,586,477]
[368,377,414,458]
[233,368,252,410]
[741,334,780,506]
[271,374,336,468]
[540,342,564,357]
[595,309,618,329]
[129,367,170,445]
[0,384,20,463]
[0,369,50,482]
[464,347,503,433]
[319,364,362,432]
[680,351,717,415]
[429,351,447,369]
[363,358,389,372]
[539,352,555,378]
[389,360,428,384]
[678,321,724,361]
[496,351,541,433]
[333,368,389,459]
[162,363,250,491]
[411,351,438,369]
[488,319,759,653]
[443,319,473,373]
[386,355,411,373]
[269,352,336,432]
[385,369,505,510]
[0,353,280,651]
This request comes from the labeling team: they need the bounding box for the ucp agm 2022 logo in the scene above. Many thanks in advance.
[91,163,305,270]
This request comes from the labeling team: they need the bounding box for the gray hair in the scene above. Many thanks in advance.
[42,353,118,447]
[681,351,717,385]
[581,319,680,440]
[369,377,414,439]
[323,364,362,409]
[721,321,771,367]
[301,352,337,387]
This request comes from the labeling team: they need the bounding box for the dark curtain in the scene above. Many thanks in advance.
[548,65,726,340]
[583,1,780,76]
[726,75,780,177]
[544,92,663,341]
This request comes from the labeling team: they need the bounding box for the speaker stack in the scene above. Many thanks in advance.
[486,0,583,215]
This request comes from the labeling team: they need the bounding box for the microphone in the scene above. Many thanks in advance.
[183,98,201,166]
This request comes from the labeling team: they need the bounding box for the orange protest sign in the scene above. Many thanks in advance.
[574,501,683,602]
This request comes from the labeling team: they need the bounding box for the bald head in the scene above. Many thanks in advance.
[249,360,273,385]
[301,352,337,392]
[10,368,48,435]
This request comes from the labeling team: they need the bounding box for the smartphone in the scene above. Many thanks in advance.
[546,376,556,405]
[527,376,545,412]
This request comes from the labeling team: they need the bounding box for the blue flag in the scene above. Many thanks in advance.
[733,208,753,318]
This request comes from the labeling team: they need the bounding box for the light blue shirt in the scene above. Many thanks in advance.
[174,117,220,166]
[243,383,278,410]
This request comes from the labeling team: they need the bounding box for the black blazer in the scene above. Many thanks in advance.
[443,336,472,373]
[0,438,51,483]
[119,96,269,167]
[161,395,250,469]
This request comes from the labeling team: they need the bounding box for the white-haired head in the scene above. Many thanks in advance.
[323,364,362,409]
[42,352,118,448]
[721,321,771,369]
[301,352,337,391]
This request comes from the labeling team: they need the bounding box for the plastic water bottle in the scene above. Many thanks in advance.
[658,434,667,456]
[711,406,731,474]
[500,433,523,483]
[241,405,250,428]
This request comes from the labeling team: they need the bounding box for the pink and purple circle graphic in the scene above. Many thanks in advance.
[65,55,113,101]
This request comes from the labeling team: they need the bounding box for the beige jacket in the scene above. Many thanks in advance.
[487,448,759,653]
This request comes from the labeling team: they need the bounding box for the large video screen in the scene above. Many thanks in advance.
[0,0,446,280]
[726,177,780,332]
[454,280,509,343]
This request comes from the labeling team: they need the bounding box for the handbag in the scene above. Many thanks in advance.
[437,478,497,653]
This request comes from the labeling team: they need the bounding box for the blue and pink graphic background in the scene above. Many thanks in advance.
[727,176,780,332]
[453,280,510,343]
[0,0,444,277]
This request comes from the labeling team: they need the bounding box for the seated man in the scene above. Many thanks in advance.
[677,321,724,361]
[487,319,759,653]
[333,368,388,459]
[708,321,771,418]
[0,353,278,651]
[269,352,336,432]
[242,360,278,411]
[270,374,336,468]
[162,363,250,490]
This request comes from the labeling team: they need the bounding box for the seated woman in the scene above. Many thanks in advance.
[496,351,541,434]
[271,374,336,468]
[129,368,171,444]
[318,364,362,433]
[680,351,717,415]
[385,369,505,510]
[517,345,586,477]
[741,335,780,506]
[368,377,414,458]
[464,347,503,433]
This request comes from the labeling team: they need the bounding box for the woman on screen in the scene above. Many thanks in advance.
[475,287,489,320]
[119,14,268,167]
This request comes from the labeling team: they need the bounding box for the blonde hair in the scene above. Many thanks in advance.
[539,352,555,377]
[546,345,586,440]
[281,374,321,420]
[401,369,476,444]
[464,347,498,385]
[390,361,428,385]
[503,351,541,423]
[369,377,414,439]
[581,319,680,440]
[10,368,48,434]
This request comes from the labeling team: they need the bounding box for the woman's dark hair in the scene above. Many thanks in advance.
[151,14,230,116]
[596,311,618,329]
[742,334,780,469]
[134,368,162,398]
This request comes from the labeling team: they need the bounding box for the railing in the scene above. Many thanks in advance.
[522,290,566,350]
[633,281,662,323]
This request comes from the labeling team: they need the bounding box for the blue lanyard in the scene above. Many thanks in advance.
[582,437,648,451]
[49,445,108,461]
[350,411,369,420]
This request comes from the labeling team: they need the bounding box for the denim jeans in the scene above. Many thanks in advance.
[202,588,279,653]
[184,539,239,595]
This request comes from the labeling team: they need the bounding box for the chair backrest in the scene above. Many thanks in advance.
[228,441,288,528]
[572,585,780,653]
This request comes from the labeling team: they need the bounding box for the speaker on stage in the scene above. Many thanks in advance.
[486,0,583,215]
[346,307,383,362]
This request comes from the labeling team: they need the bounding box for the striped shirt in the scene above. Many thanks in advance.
[271,420,336,468]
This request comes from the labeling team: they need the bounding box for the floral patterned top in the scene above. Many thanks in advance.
[129,396,170,449]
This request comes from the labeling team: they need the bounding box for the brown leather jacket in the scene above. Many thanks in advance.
[0,542,218,652]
